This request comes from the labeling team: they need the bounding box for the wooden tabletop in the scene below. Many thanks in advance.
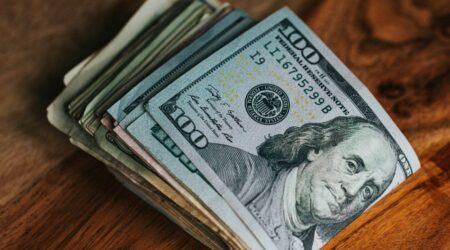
[1,0,449,249]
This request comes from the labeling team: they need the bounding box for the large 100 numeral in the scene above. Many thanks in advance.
[279,23,320,64]
[169,107,208,149]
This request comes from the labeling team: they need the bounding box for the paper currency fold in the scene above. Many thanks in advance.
[48,1,420,249]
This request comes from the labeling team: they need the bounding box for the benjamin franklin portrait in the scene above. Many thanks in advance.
[199,116,398,250]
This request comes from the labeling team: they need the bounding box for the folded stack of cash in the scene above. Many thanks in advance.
[48,1,420,249]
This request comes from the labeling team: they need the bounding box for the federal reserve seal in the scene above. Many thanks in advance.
[245,84,290,125]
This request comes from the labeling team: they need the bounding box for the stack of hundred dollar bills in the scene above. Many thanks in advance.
[48,1,420,249]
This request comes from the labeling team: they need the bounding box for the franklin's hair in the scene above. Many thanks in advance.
[257,116,396,168]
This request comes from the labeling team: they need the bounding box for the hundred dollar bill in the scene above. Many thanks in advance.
[146,7,420,250]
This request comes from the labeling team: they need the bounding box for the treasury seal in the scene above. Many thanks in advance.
[245,84,290,125]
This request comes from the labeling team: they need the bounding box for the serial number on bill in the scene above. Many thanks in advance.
[248,39,333,114]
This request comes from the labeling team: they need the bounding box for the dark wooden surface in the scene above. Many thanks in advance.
[0,0,449,249]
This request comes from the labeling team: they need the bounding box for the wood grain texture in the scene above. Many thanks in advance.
[0,0,448,249]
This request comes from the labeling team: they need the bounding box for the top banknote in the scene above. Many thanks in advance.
[145,7,420,250]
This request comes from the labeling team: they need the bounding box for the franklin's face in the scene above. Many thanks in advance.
[295,127,396,225]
